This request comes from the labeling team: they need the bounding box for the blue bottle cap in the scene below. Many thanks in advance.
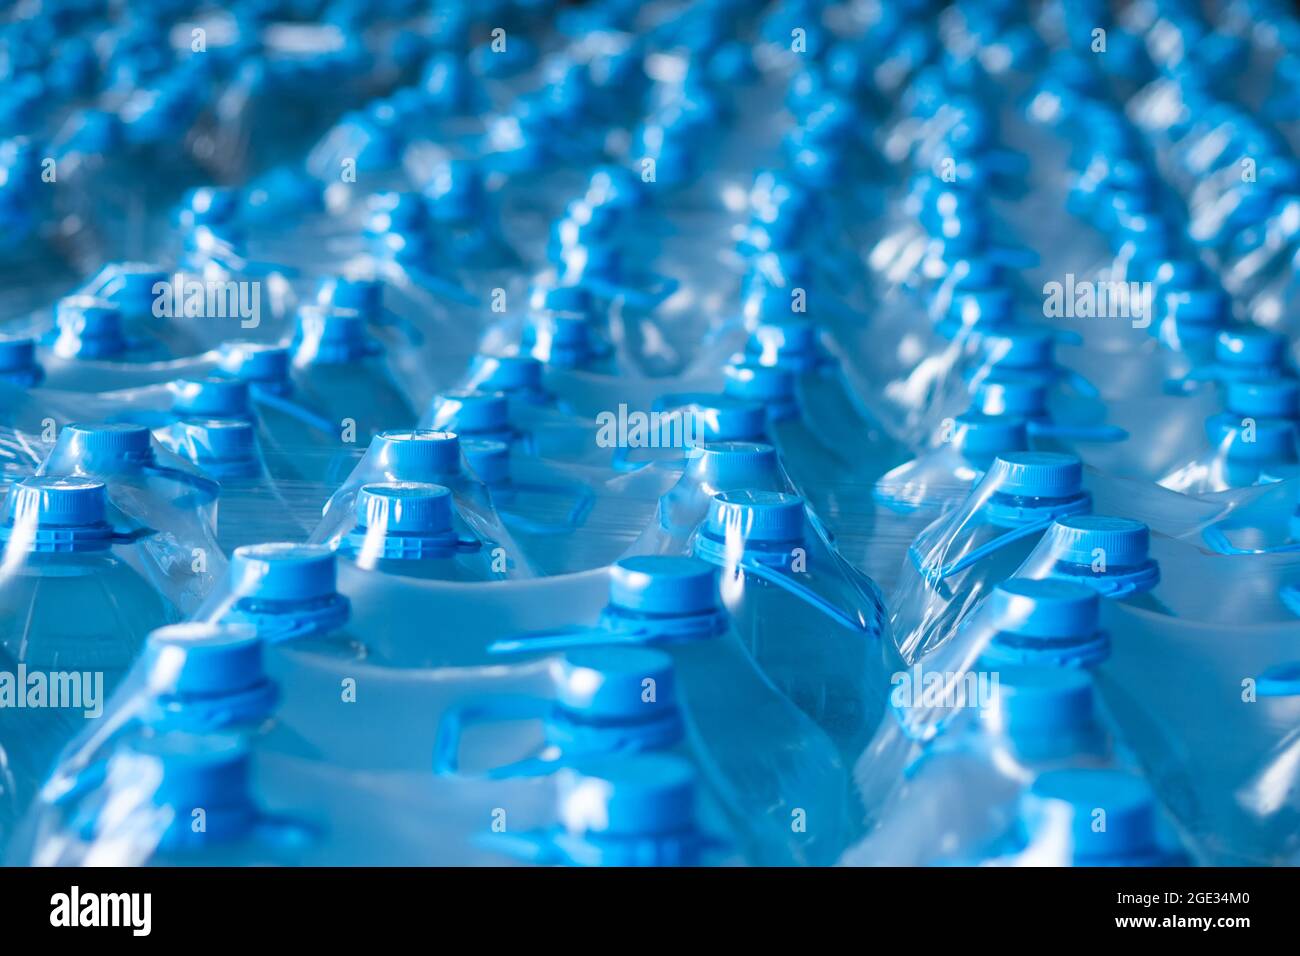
[1041,515,1152,568]
[94,262,167,314]
[293,305,373,364]
[990,665,1096,739]
[527,313,595,367]
[178,419,257,467]
[230,543,338,602]
[974,372,1049,420]
[682,442,781,490]
[120,732,255,829]
[55,295,126,359]
[1226,379,1300,420]
[462,439,510,485]
[145,623,265,697]
[746,320,817,361]
[556,754,696,837]
[316,274,383,318]
[1216,326,1287,369]
[1206,413,1298,462]
[171,377,252,419]
[372,430,461,479]
[61,422,153,467]
[660,394,766,442]
[218,341,291,386]
[1027,769,1164,864]
[979,326,1056,369]
[952,411,1029,459]
[5,475,107,527]
[180,187,237,227]
[425,158,487,221]
[987,578,1101,638]
[1162,287,1229,327]
[429,391,509,435]
[723,362,796,406]
[555,648,677,720]
[471,353,543,393]
[986,451,1085,498]
[0,335,39,375]
[704,490,805,545]
[354,481,453,535]
[1256,661,1300,697]
[532,283,594,316]
[609,556,719,616]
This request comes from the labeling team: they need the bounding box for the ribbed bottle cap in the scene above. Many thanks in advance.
[747,320,817,361]
[986,451,1084,498]
[372,430,461,479]
[1216,326,1286,368]
[171,377,252,418]
[1041,515,1151,568]
[704,490,804,545]
[723,362,796,404]
[316,275,383,318]
[179,419,257,465]
[5,475,107,527]
[952,411,1029,458]
[366,191,428,235]
[974,372,1048,419]
[472,353,543,392]
[528,312,591,350]
[0,336,38,373]
[429,391,509,434]
[62,423,153,466]
[987,578,1101,639]
[462,439,510,484]
[609,556,719,616]
[979,327,1055,369]
[145,623,264,697]
[1226,379,1300,420]
[556,754,696,837]
[120,732,254,821]
[554,648,677,720]
[97,262,167,313]
[664,395,766,442]
[56,295,126,358]
[990,665,1096,738]
[948,287,1015,327]
[230,543,338,602]
[294,305,371,363]
[354,482,453,534]
[682,442,780,489]
[533,283,594,316]
[1163,287,1229,326]
[1206,413,1298,462]
[1027,769,1161,864]
[217,341,290,384]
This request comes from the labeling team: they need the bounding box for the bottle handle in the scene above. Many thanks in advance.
[433,695,551,776]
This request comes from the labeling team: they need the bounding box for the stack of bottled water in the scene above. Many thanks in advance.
[4,0,1300,870]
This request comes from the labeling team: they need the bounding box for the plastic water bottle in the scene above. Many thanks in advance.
[1011,515,1173,615]
[36,422,224,611]
[892,451,1093,664]
[487,555,860,864]
[289,304,416,444]
[0,476,183,841]
[155,418,311,554]
[21,732,317,866]
[200,543,363,662]
[843,666,1144,865]
[478,754,736,866]
[432,646,788,864]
